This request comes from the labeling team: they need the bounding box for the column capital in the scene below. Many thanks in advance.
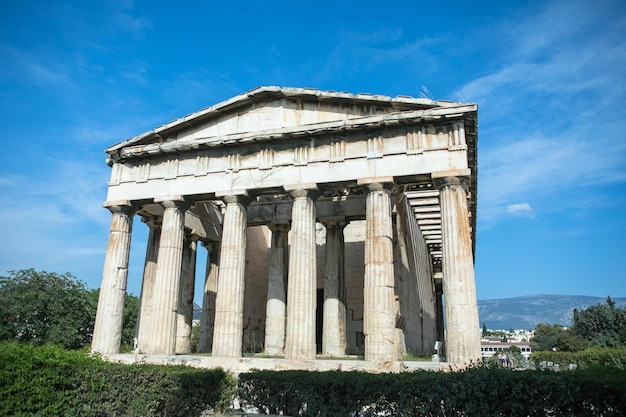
[432,177,469,193]
[432,169,471,191]
[215,190,251,206]
[284,183,319,200]
[357,176,395,193]
[268,220,291,232]
[185,232,201,242]
[320,216,348,229]
[103,200,137,216]
[154,195,192,210]
[141,215,162,229]
[201,239,220,252]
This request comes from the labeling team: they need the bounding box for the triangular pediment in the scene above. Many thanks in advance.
[107,86,459,156]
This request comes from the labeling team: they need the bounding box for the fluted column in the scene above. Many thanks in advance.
[360,179,398,362]
[136,216,161,353]
[212,193,249,358]
[146,196,191,355]
[199,242,219,353]
[92,201,136,354]
[321,217,347,357]
[264,221,290,356]
[434,275,445,354]
[285,186,318,360]
[176,234,197,354]
[434,172,481,363]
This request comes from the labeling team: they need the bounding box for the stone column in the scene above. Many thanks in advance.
[199,241,219,353]
[359,178,398,362]
[321,217,347,357]
[92,201,136,354]
[136,216,161,353]
[264,221,290,356]
[434,276,445,354]
[146,196,191,355]
[285,185,318,360]
[212,193,249,358]
[434,171,481,364]
[176,234,197,354]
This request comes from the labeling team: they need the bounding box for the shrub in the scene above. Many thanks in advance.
[531,346,626,369]
[238,365,626,416]
[0,341,236,416]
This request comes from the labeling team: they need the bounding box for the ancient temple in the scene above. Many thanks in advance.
[91,86,481,364]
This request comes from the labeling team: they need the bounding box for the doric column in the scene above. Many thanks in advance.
[199,241,219,353]
[434,275,445,353]
[359,178,398,362]
[434,171,481,363]
[92,201,136,354]
[264,221,290,356]
[321,217,347,357]
[146,196,191,355]
[176,234,197,354]
[285,185,318,360]
[212,193,249,358]
[136,216,161,353]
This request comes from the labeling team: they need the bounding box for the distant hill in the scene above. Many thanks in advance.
[478,294,626,331]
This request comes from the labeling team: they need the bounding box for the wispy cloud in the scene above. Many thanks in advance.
[507,203,534,218]
[460,0,626,227]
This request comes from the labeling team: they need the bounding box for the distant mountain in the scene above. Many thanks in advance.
[478,294,626,331]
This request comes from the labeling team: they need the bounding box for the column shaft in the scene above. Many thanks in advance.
[199,243,219,353]
[437,176,481,363]
[176,236,197,354]
[264,223,289,355]
[137,218,160,353]
[322,219,347,357]
[363,183,398,362]
[92,202,136,354]
[212,195,248,358]
[146,197,189,355]
[285,188,317,360]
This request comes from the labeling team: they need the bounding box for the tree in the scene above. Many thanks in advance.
[571,296,626,347]
[555,330,589,352]
[530,323,565,352]
[0,269,96,349]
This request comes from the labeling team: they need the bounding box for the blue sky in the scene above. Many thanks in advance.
[1,0,624,302]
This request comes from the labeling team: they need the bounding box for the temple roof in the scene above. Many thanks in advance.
[106,86,473,159]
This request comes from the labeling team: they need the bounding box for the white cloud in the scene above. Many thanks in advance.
[462,0,626,227]
[506,203,534,218]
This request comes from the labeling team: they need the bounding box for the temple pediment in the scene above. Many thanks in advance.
[106,86,468,163]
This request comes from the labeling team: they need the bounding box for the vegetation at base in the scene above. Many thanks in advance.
[238,366,626,417]
[531,297,626,352]
[0,341,236,417]
[531,346,626,369]
[0,269,138,350]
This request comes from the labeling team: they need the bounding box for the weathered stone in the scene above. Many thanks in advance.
[212,194,249,358]
[92,201,136,354]
[264,222,289,355]
[94,87,480,367]
[285,187,318,360]
[145,197,191,356]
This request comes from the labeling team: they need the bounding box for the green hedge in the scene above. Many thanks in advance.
[531,346,626,369]
[0,342,236,416]
[238,366,626,417]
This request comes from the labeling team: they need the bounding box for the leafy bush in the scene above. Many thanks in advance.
[531,346,626,369]
[239,365,626,416]
[0,341,236,416]
[0,269,97,349]
[0,341,92,416]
